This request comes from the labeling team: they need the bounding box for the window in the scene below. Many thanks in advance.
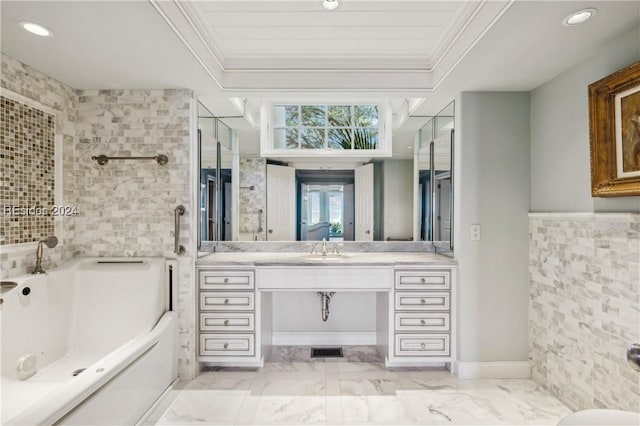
[272,104,380,151]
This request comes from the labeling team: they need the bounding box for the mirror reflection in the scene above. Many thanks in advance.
[199,103,234,242]
[416,101,454,247]
[198,100,453,245]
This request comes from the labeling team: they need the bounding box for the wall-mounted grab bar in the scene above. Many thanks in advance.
[91,154,168,166]
[174,205,186,255]
[257,209,264,233]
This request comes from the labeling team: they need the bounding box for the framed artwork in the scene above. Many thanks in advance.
[589,60,640,197]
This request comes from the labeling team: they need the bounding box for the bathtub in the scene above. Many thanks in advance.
[0,257,178,425]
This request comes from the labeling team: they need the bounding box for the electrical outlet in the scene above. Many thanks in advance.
[470,224,481,241]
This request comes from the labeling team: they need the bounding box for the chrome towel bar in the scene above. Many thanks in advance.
[174,205,186,255]
[91,154,168,166]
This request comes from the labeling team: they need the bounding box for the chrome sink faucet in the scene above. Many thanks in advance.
[321,238,328,256]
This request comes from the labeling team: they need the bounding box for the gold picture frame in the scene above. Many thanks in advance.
[589,60,640,197]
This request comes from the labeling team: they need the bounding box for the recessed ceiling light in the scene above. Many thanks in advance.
[19,21,53,37]
[562,8,597,26]
[323,0,339,11]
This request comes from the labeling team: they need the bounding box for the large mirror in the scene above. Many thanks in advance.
[198,103,236,243]
[198,100,453,245]
[416,101,454,248]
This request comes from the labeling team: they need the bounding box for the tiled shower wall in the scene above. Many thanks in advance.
[1,55,197,380]
[529,213,640,412]
[74,89,196,379]
[0,54,78,277]
[238,156,266,241]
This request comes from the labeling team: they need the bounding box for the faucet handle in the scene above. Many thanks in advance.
[309,244,317,254]
[332,243,343,254]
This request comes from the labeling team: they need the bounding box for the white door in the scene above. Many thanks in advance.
[355,163,374,241]
[266,164,296,240]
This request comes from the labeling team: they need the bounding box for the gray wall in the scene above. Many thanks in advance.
[454,92,531,362]
[530,26,640,213]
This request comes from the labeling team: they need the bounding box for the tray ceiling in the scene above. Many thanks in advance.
[150,0,513,91]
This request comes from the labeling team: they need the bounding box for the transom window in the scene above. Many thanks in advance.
[273,104,380,150]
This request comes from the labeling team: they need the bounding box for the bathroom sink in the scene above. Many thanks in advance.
[297,253,354,262]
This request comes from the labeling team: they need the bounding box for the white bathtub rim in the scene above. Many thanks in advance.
[4,311,176,426]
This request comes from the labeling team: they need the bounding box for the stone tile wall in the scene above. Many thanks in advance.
[75,89,196,379]
[238,156,266,241]
[529,213,640,412]
[0,54,78,277]
[1,56,197,380]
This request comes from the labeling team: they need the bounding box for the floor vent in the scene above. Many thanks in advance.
[310,347,343,358]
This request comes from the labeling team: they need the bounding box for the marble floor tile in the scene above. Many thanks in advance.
[341,394,418,425]
[150,346,572,426]
[340,378,399,396]
[251,396,326,425]
[155,389,249,425]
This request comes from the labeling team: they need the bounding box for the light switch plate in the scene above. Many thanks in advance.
[470,224,481,241]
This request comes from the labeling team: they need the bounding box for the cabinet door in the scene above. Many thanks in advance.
[395,270,450,290]
[394,312,450,332]
[200,313,255,332]
[200,334,255,356]
[200,270,255,290]
[395,334,450,357]
[200,292,255,311]
[394,292,450,311]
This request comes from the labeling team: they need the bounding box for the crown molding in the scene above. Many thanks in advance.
[149,0,514,92]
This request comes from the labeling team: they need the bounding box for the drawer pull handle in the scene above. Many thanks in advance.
[421,278,426,283]
[421,299,426,304]
[224,299,229,304]
[420,319,426,325]
[224,278,229,283]
[421,342,427,349]
[224,320,229,326]
[223,343,229,349]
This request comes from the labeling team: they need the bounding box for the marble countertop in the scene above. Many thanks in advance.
[196,251,456,266]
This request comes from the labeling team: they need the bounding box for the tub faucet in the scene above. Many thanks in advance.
[321,238,328,256]
[32,236,58,274]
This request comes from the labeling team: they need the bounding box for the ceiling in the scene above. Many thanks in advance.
[1,1,639,157]
[180,0,481,70]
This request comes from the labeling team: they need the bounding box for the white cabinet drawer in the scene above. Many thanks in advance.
[395,270,450,290]
[395,292,450,311]
[200,292,255,311]
[200,313,255,332]
[394,312,450,332]
[395,334,450,357]
[200,270,254,290]
[200,334,255,356]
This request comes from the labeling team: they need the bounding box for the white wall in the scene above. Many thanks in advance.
[530,26,640,213]
[454,92,531,363]
[383,160,414,240]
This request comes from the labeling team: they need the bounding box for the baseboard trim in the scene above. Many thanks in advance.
[453,360,531,379]
[271,332,377,346]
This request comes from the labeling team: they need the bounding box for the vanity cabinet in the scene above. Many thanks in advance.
[387,268,455,366]
[197,258,455,370]
[198,268,264,366]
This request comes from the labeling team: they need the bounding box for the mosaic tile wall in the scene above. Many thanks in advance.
[0,96,55,244]
[529,213,640,412]
[0,54,78,278]
[74,89,196,379]
[238,156,267,241]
